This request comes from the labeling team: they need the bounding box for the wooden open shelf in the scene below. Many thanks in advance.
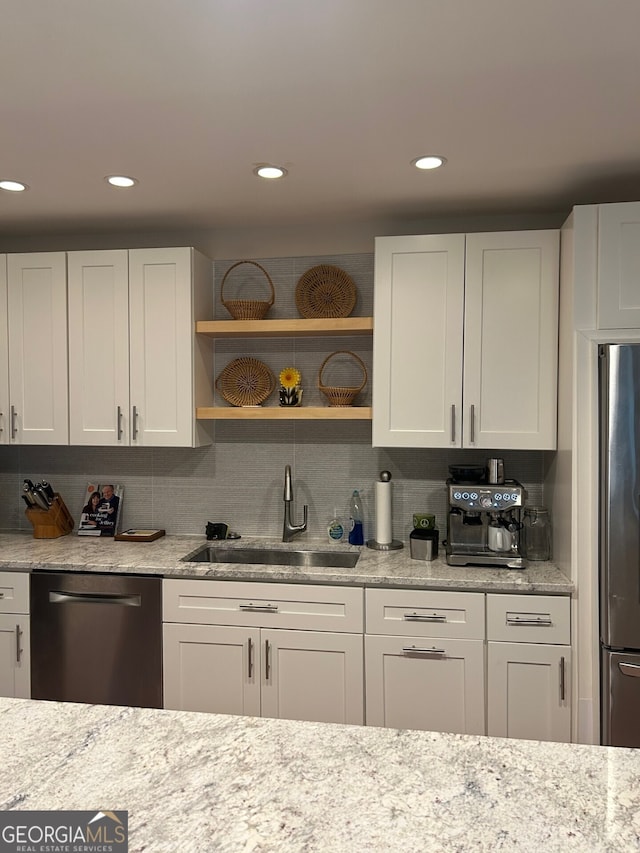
[196,406,372,420]
[196,317,373,337]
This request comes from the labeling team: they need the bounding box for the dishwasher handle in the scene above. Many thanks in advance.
[49,590,142,607]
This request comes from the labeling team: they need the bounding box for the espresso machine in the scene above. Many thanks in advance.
[445,461,526,568]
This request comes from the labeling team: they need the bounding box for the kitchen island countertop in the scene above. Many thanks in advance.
[0,696,637,852]
[0,531,572,593]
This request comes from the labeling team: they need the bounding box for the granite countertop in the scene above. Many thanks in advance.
[1,696,637,852]
[0,531,573,594]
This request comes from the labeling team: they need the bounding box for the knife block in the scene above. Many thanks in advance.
[25,495,75,539]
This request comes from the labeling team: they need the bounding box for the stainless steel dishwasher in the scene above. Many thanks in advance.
[30,571,162,708]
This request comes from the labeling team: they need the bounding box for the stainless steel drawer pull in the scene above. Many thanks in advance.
[506,616,553,626]
[265,639,271,679]
[132,405,139,440]
[470,404,475,443]
[16,624,22,663]
[247,637,254,678]
[49,591,142,607]
[450,405,456,443]
[619,662,640,678]
[117,405,123,441]
[403,612,447,622]
[560,656,565,701]
[10,405,17,439]
[402,645,446,656]
[239,603,279,613]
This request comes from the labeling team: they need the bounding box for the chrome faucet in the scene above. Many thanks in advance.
[282,464,308,542]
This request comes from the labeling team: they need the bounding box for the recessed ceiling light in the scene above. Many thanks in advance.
[254,165,288,180]
[105,175,138,188]
[0,179,28,192]
[412,155,447,170]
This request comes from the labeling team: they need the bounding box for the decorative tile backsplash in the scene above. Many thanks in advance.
[0,251,546,541]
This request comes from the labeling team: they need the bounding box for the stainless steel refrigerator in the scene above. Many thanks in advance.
[600,343,640,747]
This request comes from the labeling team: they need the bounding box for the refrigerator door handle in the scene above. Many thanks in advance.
[618,661,640,678]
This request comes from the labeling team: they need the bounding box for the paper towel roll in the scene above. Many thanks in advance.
[375,479,393,544]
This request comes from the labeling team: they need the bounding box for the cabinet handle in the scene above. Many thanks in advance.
[117,406,123,441]
[10,405,17,439]
[560,656,566,701]
[239,603,279,613]
[132,405,139,440]
[16,624,22,663]
[247,637,254,678]
[619,662,640,678]
[506,615,553,626]
[450,405,456,443]
[265,639,271,680]
[402,645,446,656]
[470,404,475,443]
[403,612,447,622]
[0,411,3,432]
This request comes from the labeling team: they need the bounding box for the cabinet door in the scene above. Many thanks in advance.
[487,642,571,742]
[373,235,465,447]
[365,634,485,734]
[0,614,30,699]
[598,202,640,329]
[463,231,559,450]
[163,622,261,716]
[7,253,68,444]
[68,250,130,445]
[129,247,194,447]
[261,629,363,725]
[0,256,8,444]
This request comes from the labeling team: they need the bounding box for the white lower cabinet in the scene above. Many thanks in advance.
[0,572,30,699]
[486,594,571,742]
[365,634,485,734]
[162,579,364,725]
[364,588,485,735]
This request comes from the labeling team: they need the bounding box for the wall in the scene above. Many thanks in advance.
[0,249,546,541]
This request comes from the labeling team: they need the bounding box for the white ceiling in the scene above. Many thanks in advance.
[2,0,640,238]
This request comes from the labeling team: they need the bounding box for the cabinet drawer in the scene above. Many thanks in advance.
[487,594,570,644]
[365,588,485,639]
[163,579,363,633]
[0,572,29,614]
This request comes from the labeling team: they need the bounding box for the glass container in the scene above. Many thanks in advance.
[523,506,552,561]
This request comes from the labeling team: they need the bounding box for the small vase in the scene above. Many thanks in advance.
[279,386,303,407]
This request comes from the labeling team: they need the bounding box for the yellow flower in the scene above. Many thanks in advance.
[279,367,301,389]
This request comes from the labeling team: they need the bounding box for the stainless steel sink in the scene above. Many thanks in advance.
[181,545,359,569]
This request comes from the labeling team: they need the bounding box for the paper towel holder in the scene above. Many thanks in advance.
[366,470,404,551]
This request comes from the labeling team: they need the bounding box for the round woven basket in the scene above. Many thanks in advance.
[318,351,367,407]
[215,357,275,407]
[295,265,357,318]
[220,260,275,320]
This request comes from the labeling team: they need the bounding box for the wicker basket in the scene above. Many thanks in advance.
[215,358,275,407]
[295,265,357,319]
[318,350,367,407]
[220,260,275,320]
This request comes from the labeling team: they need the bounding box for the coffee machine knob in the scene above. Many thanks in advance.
[480,495,493,509]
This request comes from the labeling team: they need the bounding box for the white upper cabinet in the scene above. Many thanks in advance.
[68,247,213,447]
[6,253,69,445]
[373,234,465,448]
[463,231,559,450]
[597,202,640,329]
[0,257,9,444]
[373,230,559,450]
[68,250,130,445]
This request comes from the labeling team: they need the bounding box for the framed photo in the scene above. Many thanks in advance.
[78,483,124,537]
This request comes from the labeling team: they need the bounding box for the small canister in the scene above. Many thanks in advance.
[410,528,439,561]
